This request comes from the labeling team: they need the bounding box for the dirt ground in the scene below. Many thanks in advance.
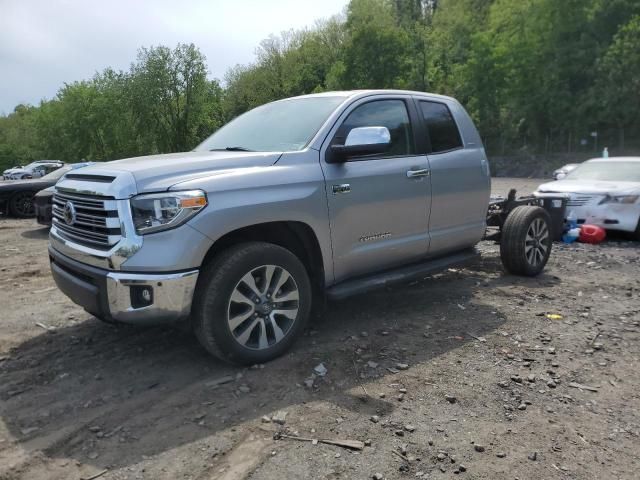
[0,178,639,480]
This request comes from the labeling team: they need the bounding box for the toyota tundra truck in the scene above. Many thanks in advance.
[49,90,554,364]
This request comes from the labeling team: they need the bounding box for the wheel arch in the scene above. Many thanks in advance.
[200,221,326,292]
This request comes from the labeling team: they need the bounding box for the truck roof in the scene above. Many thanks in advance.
[281,89,457,104]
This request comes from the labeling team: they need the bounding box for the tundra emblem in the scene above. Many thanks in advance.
[359,232,392,242]
[63,201,77,226]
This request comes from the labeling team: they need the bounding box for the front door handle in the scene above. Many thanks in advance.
[332,183,351,194]
[406,168,430,178]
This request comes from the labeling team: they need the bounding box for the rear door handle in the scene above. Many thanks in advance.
[406,168,430,178]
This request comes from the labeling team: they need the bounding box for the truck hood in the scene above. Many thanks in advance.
[71,151,282,194]
[537,179,640,196]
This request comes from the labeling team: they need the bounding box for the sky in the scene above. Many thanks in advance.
[0,0,349,115]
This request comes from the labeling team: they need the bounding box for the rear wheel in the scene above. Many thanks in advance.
[9,191,36,218]
[192,242,312,364]
[500,206,553,276]
[633,216,640,241]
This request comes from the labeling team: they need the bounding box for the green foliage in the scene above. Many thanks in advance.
[222,19,345,118]
[336,0,412,89]
[129,44,222,153]
[0,105,42,167]
[1,0,639,171]
[0,43,222,170]
[595,14,640,147]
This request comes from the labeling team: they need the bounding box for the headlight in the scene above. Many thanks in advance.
[130,190,208,234]
[598,195,639,205]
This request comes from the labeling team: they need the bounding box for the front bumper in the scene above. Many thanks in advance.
[49,246,199,325]
[35,193,52,225]
[567,204,639,232]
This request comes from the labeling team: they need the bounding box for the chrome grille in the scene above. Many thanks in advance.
[52,190,121,250]
[566,194,597,207]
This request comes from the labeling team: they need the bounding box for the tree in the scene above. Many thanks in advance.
[129,43,217,153]
[595,14,640,149]
[1,0,639,169]
[392,0,439,90]
[223,20,347,120]
[336,0,412,89]
[0,105,43,168]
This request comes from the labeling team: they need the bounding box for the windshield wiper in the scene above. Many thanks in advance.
[210,146,254,152]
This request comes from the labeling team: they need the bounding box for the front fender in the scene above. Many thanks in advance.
[177,151,334,284]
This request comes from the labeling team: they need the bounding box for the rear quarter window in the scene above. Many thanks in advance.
[419,101,463,153]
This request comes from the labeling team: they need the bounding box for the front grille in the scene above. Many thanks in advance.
[52,191,122,250]
[567,194,597,207]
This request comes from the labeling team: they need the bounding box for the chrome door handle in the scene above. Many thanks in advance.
[332,183,351,194]
[406,168,430,178]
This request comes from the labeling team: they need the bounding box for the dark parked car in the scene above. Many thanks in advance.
[1,163,92,218]
[34,186,55,225]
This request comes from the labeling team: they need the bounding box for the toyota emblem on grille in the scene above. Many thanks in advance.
[63,201,76,226]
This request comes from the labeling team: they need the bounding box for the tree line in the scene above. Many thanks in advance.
[1,0,639,171]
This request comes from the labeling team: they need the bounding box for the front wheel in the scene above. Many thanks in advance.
[192,242,312,364]
[500,206,553,276]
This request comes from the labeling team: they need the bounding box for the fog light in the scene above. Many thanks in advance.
[130,285,153,308]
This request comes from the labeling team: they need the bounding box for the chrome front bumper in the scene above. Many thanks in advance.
[105,270,199,324]
[50,246,198,324]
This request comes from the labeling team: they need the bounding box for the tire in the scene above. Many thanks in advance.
[9,191,36,218]
[633,217,640,241]
[192,242,312,365]
[500,206,553,276]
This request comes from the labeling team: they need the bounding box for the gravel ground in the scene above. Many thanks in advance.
[0,178,639,480]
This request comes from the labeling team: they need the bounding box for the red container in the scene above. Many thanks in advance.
[579,224,606,244]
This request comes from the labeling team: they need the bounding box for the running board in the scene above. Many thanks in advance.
[326,249,479,301]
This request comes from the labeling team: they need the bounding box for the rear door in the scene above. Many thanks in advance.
[320,96,432,283]
[417,99,490,254]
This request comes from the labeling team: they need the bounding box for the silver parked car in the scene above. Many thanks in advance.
[48,90,555,364]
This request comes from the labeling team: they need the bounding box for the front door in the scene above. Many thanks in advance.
[320,97,432,283]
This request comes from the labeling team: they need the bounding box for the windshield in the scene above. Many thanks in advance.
[565,161,640,182]
[41,166,72,181]
[195,96,345,152]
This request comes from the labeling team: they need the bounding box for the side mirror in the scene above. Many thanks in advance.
[328,126,391,162]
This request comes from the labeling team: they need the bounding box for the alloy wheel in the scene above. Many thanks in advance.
[12,192,35,217]
[524,218,549,267]
[226,264,300,350]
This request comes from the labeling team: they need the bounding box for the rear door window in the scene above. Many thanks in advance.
[419,101,463,153]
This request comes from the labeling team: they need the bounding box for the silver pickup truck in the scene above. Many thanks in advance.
[49,90,554,364]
